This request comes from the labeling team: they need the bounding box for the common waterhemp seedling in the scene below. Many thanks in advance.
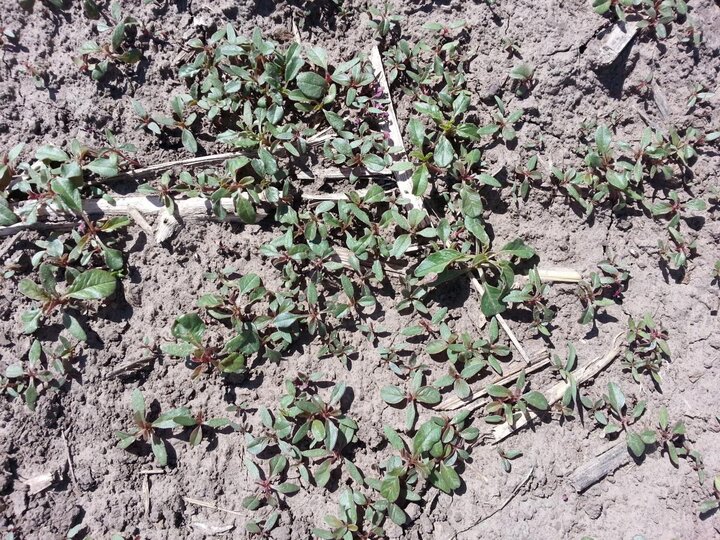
[75,2,142,80]
[368,3,402,39]
[576,259,630,325]
[161,313,249,378]
[242,455,300,510]
[115,389,188,466]
[504,268,555,337]
[497,447,523,473]
[699,476,720,514]
[172,410,237,447]
[485,370,549,426]
[623,314,670,386]
[381,370,441,429]
[593,382,655,458]
[655,406,685,467]
[19,266,117,338]
[658,226,697,270]
[4,339,67,411]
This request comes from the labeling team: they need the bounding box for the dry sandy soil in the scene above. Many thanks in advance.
[1,0,720,539]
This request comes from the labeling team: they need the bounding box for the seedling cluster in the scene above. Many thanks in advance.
[1,0,718,536]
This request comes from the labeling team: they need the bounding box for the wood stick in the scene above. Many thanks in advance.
[0,195,268,237]
[594,21,638,67]
[568,441,629,493]
[438,349,551,411]
[493,332,625,442]
[183,496,245,517]
[369,46,425,213]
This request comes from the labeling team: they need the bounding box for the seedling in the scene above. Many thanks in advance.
[624,314,670,386]
[699,476,720,514]
[497,447,522,473]
[504,268,555,336]
[645,190,706,229]
[686,83,714,111]
[484,370,549,426]
[242,456,300,510]
[491,96,524,143]
[313,487,386,539]
[172,410,237,447]
[594,382,655,458]
[368,3,402,39]
[19,266,117,338]
[246,512,280,538]
[381,370,441,429]
[655,406,685,467]
[4,340,67,411]
[160,313,248,378]
[551,343,593,419]
[658,227,697,270]
[115,389,188,466]
[576,260,630,325]
[509,62,534,96]
[75,2,142,80]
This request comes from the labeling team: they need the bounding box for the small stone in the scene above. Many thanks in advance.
[584,502,603,520]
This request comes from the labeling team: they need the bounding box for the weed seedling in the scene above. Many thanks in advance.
[624,314,670,386]
[497,447,523,473]
[75,2,142,80]
[594,382,655,458]
[484,370,549,426]
[115,389,188,466]
[381,370,441,429]
[576,260,630,325]
[242,455,300,510]
[19,266,117,338]
[699,476,720,514]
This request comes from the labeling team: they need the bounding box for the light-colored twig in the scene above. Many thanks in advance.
[452,466,535,537]
[128,207,154,237]
[568,441,629,493]
[493,332,625,442]
[0,195,267,237]
[183,496,245,517]
[369,46,425,212]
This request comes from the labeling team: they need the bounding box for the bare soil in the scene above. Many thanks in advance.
[1,1,720,539]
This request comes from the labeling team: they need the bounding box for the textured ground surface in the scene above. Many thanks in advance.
[1,0,719,538]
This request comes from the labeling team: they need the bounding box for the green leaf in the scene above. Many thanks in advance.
[627,432,645,458]
[171,313,205,345]
[296,71,328,100]
[36,145,69,163]
[51,178,83,214]
[86,156,118,177]
[433,135,454,168]
[480,284,506,317]
[19,279,51,301]
[380,385,405,405]
[607,382,625,413]
[523,391,549,410]
[234,195,257,224]
[65,269,116,300]
[181,129,198,154]
[151,434,168,466]
[381,475,400,502]
[431,462,461,494]
[501,238,535,259]
[415,249,464,278]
